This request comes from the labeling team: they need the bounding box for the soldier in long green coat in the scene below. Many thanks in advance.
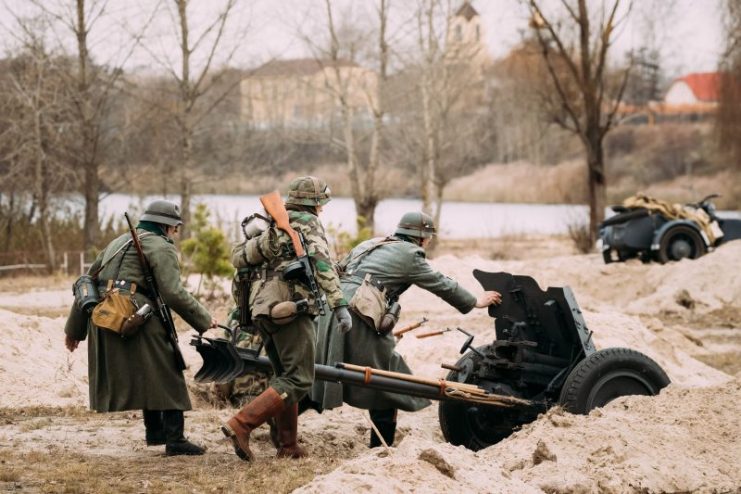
[64,200,217,456]
[222,176,351,461]
[310,211,502,448]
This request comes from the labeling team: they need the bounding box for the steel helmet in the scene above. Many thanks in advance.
[140,200,183,227]
[395,211,436,239]
[285,176,331,206]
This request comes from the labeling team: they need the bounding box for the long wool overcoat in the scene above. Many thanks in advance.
[310,237,477,412]
[65,229,212,412]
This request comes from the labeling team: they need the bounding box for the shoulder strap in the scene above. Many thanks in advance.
[338,237,401,273]
[92,232,153,279]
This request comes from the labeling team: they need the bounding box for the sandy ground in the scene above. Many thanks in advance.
[0,240,739,493]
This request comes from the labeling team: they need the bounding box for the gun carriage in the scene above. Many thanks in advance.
[193,270,670,450]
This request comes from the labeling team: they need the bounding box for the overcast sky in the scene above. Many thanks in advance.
[0,0,725,79]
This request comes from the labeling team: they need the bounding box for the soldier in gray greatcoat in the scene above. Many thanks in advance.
[64,200,218,456]
[310,211,502,448]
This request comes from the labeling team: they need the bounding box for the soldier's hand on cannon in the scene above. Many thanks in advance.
[475,290,502,308]
[334,306,353,334]
[210,317,219,329]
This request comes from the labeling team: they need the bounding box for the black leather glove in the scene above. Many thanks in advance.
[334,306,353,334]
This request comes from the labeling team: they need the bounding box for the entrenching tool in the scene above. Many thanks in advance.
[192,271,671,451]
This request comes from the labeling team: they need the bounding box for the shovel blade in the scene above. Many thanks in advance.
[193,338,228,383]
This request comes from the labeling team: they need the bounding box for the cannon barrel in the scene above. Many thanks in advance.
[192,336,530,406]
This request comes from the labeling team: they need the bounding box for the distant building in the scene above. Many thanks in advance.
[664,72,721,105]
[240,58,376,129]
[445,1,491,72]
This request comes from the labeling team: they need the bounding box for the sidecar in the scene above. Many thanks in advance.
[600,194,741,264]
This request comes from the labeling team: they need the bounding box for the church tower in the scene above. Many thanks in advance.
[445,1,487,63]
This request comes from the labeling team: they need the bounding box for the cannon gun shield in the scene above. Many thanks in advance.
[438,271,669,450]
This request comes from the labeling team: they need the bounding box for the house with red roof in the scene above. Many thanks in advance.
[664,72,721,105]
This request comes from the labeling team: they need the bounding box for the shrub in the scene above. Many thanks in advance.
[181,203,232,298]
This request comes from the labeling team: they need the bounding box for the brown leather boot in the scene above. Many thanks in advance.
[267,417,280,449]
[275,403,308,459]
[221,387,285,461]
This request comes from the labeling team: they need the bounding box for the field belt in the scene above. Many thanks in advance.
[346,271,385,292]
[339,363,531,406]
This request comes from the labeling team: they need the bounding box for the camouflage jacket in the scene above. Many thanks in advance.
[233,208,346,316]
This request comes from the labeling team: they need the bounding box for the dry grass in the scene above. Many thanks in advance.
[0,437,358,494]
[0,406,91,420]
[0,274,73,292]
[6,453,338,493]
[432,235,577,260]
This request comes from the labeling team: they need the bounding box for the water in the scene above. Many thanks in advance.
[91,193,590,239]
[58,193,741,240]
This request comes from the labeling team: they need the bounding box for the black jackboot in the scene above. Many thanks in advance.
[163,410,206,456]
[369,409,397,448]
[143,410,166,446]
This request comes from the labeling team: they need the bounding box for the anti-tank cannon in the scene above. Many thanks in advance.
[191,271,670,450]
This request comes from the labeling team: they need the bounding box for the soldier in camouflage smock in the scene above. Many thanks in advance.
[222,176,351,461]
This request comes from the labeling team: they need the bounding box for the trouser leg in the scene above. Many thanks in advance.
[369,408,397,448]
[143,410,165,446]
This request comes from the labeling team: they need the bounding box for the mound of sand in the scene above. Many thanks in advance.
[298,377,741,493]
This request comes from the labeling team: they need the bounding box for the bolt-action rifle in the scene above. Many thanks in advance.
[124,213,186,371]
[259,191,325,315]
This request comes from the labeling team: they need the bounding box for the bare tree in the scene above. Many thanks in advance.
[312,0,389,231]
[401,0,489,249]
[0,30,76,267]
[526,0,633,242]
[23,0,153,252]
[144,0,240,239]
[717,0,741,176]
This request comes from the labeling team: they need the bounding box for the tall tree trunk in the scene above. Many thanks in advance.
[586,135,606,243]
[33,112,55,270]
[429,178,445,255]
[83,160,99,250]
[3,192,15,251]
[179,123,193,239]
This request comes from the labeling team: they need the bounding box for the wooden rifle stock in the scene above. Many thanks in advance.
[260,191,304,256]
[393,317,428,338]
[259,191,325,315]
[124,213,186,371]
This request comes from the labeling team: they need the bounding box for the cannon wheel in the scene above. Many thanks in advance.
[438,350,533,451]
[657,225,706,263]
[559,347,670,414]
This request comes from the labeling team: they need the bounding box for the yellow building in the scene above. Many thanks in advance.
[240,58,377,129]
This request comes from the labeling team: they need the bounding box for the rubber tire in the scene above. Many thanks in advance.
[438,350,530,451]
[657,225,706,264]
[559,347,670,414]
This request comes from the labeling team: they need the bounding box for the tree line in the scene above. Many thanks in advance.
[0,0,738,270]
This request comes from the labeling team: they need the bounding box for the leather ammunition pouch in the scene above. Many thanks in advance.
[91,280,138,335]
[349,273,388,332]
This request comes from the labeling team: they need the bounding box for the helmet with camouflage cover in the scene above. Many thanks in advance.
[140,200,183,226]
[395,211,436,239]
[285,176,331,206]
